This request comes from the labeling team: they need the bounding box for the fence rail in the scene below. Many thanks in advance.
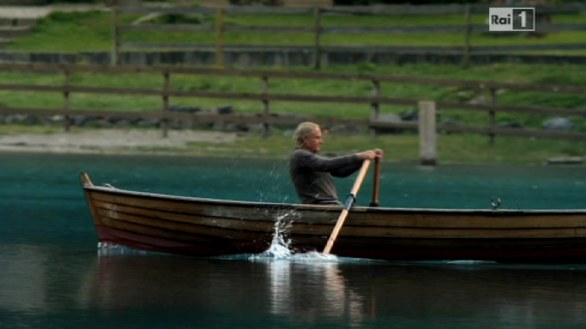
[114,4,586,15]
[1,82,585,118]
[113,4,586,67]
[0,63,584,143]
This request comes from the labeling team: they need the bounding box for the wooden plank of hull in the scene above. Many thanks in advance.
[90,190,301,223]
[89,187,586,239]
[348,209,586,229]
[93,200,277,234]
[82,183,586,261]
[96,216,586,261]
[90,195,283,255]
[96,219,271,256]
[322,238,586,262]
[88,187,586,230]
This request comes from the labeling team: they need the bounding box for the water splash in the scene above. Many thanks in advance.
[445,260,498,266]
[249,210,339,263]
[289,251,339,263]
[250,211,294,260]
[97,242,152,256]
[254,160,290,203]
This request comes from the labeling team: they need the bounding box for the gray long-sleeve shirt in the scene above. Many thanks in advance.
[289,148,363,204]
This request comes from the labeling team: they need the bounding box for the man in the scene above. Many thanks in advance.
[289,122,383,205]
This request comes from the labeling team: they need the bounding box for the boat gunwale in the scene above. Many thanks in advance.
[82,184,586,216]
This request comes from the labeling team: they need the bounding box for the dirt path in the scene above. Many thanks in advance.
[0,129,238,155]
[0,4,107,19]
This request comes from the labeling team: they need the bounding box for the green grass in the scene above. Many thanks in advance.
[0,63,585,130]
[8,10,586,52]
[183,130,586,165]
[13,11,113,52]
[0,123,583,164]
[2,9,586,164]
[0,124,61,135]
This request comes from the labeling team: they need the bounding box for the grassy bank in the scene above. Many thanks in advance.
[1,124,584,165]
[8,10,586,52]
[1,62,585,131]
[1,62,585,164]
[184,130,586,165]
[1,9,585,164]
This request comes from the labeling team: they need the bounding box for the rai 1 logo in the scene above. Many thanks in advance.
[489,7,535,32]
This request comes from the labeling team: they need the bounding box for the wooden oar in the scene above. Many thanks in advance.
[323,159,371,254]
[369,158,381,207]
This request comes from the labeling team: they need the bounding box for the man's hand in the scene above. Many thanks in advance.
[358,148,384,160]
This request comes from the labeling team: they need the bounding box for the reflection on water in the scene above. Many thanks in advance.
[264,260,367,326]
[0,245,48,312]
[2,153,586,328]
[79,255,368,327]
[3,244,586,328]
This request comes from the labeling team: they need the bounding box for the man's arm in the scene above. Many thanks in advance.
[294,148,383,177]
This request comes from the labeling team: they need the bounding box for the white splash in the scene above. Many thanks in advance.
[97,242,151,256]
[250,210,339,263]
[289,250,339,263]
[250,211,294,260]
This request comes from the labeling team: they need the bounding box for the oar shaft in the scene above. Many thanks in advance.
[323,160,371,254]
[370,158,381,207]
[323,209,349,254]
[349,159,371,200]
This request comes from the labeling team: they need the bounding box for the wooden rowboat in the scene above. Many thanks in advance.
[81,172,586,262]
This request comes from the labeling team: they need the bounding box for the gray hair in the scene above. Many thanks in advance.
[293,121,319,144]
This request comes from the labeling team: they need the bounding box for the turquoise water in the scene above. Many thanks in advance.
[1,152,586,329]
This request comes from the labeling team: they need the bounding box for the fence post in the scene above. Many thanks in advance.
[162,70,170,138]
[462,4,472,68]
[63,68,71,132]
[370,79,380,137]
[215,8,225,68]
[488,87,497,145]
[313,7,322,70]
[262,76,270,138]
[418,100,437,166]
[112,6,120,66]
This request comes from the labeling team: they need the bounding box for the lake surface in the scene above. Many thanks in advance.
[1,152,586,329]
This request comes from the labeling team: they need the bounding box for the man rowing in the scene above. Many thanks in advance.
[289,121,383,205]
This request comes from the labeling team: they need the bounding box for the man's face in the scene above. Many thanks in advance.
[302,127,323,153]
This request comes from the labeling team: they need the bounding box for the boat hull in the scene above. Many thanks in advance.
[81,173,586,262]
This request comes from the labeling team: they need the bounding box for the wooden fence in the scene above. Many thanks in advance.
[0,63,585,146]
[113,4,586,68]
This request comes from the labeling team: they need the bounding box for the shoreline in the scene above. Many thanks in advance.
[0,128,241,157]
[1,127,584,166]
